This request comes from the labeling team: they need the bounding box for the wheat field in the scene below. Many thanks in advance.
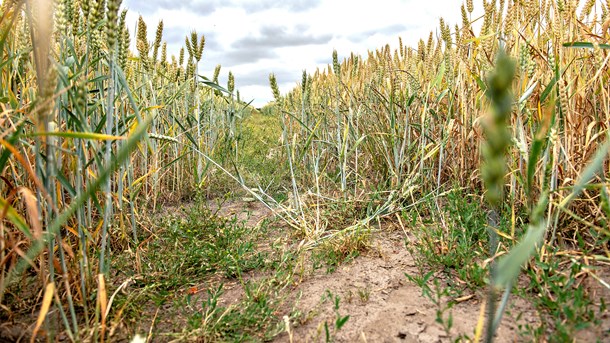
[1,0,609,341]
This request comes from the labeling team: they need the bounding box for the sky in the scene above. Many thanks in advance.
[122,0,470,108]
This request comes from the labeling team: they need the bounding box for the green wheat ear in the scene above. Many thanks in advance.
[461,4,469,29]
[195,34,205,62]
[332,49,340,78]
[160,42,167,67]
[152,20,163,63]
[105,0,122,50]
[178,47,184,66]
[269,73,281,103]
[482,50,515,208]
[213,64,221,81]
[228,71,235,94]
[118,9,129,68]
[213,64,222,96]
[480,49,517,343]
[300,70,307,96]
[55,0,67,33]
[136,16,150,70]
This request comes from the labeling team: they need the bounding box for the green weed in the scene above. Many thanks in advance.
[147,200,265,280]
[323,290,350,343]
[521,255,603,341]
[188,281,283,342]
[109,197,271,334]
[407,190,494,290]
[311,229,369,274]
[405,271,459,340]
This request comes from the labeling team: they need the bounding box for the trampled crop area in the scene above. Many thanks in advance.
[1,0,609,341]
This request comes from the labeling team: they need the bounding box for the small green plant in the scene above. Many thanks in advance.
[311,229,368,273]
[405,270,434,293]
[189,283,223,332]
[311,243,360,274]
[520,256,601,340]
[406,190,491,291]
[357,287,370,304]
[108,197,276,337]
[323,290,350,343]
[405,272,455,339]
[214,280,279,341]
[182,281,281,341]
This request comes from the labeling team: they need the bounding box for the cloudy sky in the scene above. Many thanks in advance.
[122,0,473,107]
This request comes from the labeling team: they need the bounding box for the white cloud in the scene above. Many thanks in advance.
[123,0,479,107]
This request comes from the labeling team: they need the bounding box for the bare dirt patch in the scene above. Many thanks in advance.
[208,198,273,228]
[274,230,536,342]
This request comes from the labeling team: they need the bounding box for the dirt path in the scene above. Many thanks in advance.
[207,200,537,342]
[271,230,535,342]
